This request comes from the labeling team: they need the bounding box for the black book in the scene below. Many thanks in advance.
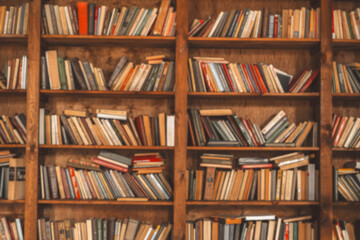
[119,6,137,36]
[70,57,87,90]
[226,10,240,37]
[88,3,95,35]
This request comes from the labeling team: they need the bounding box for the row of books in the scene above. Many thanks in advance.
[0,114,26,145]
[0,56,28,90]
[38,218,172,240]
[188,57,319,93]
[0,217,23,240]
[332,114,360,149]
[39,109,175,147]
[189,7,321,39]
[333,219,358,240]
[42,0,175,36]
[332,8,360,40]
[188,109,317,147]
[187,152,317,201]
[0,151,25,200]
[334,165,360,202]
[0,4,29,35]
[39,164,172,200]
[186,215,315,240]
[332,62,360,94]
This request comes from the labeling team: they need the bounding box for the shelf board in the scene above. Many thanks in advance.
[0,89,26,96]
[41,35,176,48]
[188,92,319,99]
[38,200,173,206]
[333,148,360,152]
[0,199,25,204]
[332,93,360,101]
[187,146,319,151]
[333,39,360,50]
[39,144,174,150]
[0,35,27,44]
[333,202,360,207]
[40,90,174,98]
[0,144,25,149]
[188,37,320,49]
[187,201,319,206]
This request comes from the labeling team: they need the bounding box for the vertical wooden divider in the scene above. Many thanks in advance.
[24,0,41,239]
[173,0,188,238]
[320,0,333,239]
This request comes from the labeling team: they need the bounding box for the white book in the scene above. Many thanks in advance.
[344,118,360,148]
[128,63,146,91]
[3,11,9,34]
[134,64,152,91]
[44,5,54,34]
[131,9,148,36]
[166,115,175,146]
[98,6,108,35]
[269,65,284,93]
[141,8,158,36]
[15,218,24,240]
[59,6,68,35]
[64,6,73,35]
[39,108,45,144]
[307,163,315,201]
[40,165,45,199]
[241,10,254,38]
[106,8,117,36]
[261,110,286,135]
[53,5,63,34]
[245,215,276,221]
[15,5,22,34]
[103,119,122,146]
[208,11,224,37]
[128,8,146,36]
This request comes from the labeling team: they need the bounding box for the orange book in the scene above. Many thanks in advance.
[78,2,88,35]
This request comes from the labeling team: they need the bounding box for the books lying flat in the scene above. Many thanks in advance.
[332,62,360,94]
[132,153,165,174]
[38,217,172,240]
[333,8,360,40]
[42,0,175,36]
[0,114,27,144]
[0,56,28,90]
[189,7,320,39]
[188,58,319,93]
[332,114,360,149]
[0,4,29,35]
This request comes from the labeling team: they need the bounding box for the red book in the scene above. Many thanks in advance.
[132,158,163,163]
[60,168,71,199]
[332,116,341,140]
[133,154,160,160]
[221,64,236,92]
[298,69,319,93]
[77,2,88,35]
[253,65,268,93]
[334,117,348,146]
[249,65,262,93]
[92,158,129,173]
[284,223,289,240]
[94,6,98,35]
[274,15,278,38]
[243,119,258,147]
[241,163,273,169]
[288,69,309,92]
[135,116,147,146]
[200,116,212,140]
[68,167,81,199]
[200,62,214,92]
[241,64,255,92]
[8,221,15,240]
[188,115,196,146]
[83,170,98,199]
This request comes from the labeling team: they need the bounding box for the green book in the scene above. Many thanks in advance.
[346,12,354,40]
[143,64,159,91]
[293,222,298,240]
[97,219,102,240]
[266,121,289,143]
[124,8,140,35]
[333,167,338,202]
[135,8,153,36]
[57,57,67,90]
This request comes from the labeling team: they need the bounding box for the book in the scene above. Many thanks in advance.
[7,158,25,200]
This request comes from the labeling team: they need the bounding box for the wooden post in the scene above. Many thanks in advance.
[173,0,188,237]
[320,0,333,239]
[24,0,41,239]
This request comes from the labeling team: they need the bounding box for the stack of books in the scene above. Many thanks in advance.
[132,152,165,174]
[332,114,360,149]
[188,57,319,93]
[188,109,317,147]
[199,153,233,169]
[42,52,175,92]
[39,109,175,147]
[187,152,317,201]
[332,8,360,40]
[39,164,173,201]
[0,217,23,240]
[186,215,315,240]
[38,218,172,240]
[93,151,132,173]
[189,7,320,38]
[0,56,28,90]
[333,163,360,202]
[0,114,26,144]
[333,219,358,240]
[41,0,176,36]
[332,62,360,94]
[0,4,29,35]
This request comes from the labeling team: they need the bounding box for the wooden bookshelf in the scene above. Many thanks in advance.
[0,0,351,239]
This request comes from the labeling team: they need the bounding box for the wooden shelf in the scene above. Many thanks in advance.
[332,93,360,101]
[38,200,173,206]
[188,92,319,99]
[0,35,27,44]
[187,201,319,206]
[332,39,360,50]
[41,35,176,48]
[333,202,360,207]
[0,199,25,204]
[188,37,320,49]
[187,146,319,151]
[0,144,25,149]
[0,89,26,96]
[39,144,174,150]
[40,90,174,98]
[332,148,360,152]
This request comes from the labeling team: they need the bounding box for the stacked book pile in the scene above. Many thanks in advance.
[38,218,172,240]
[188,109,317,147]
[332,114,360,149]
[332,8,360,40]
[132,152,165,174]
[333,162,360,202]
[188,57,319,93]
[41,0,176,36]
[0,217,23,240]
[0,4,29,35]
[39,163,172,201]
[39,109,175,147]
[186,215,315,240]
[333,219,358,240]
[0,56,28,90]
[332,62,360,93]
[199,153,233,169]
[93,151,132,173]
[0,114,26,144]
[187,152,317,201]
[189,7,320,38]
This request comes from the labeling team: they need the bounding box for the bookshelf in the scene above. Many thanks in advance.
[0,0,355,238]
